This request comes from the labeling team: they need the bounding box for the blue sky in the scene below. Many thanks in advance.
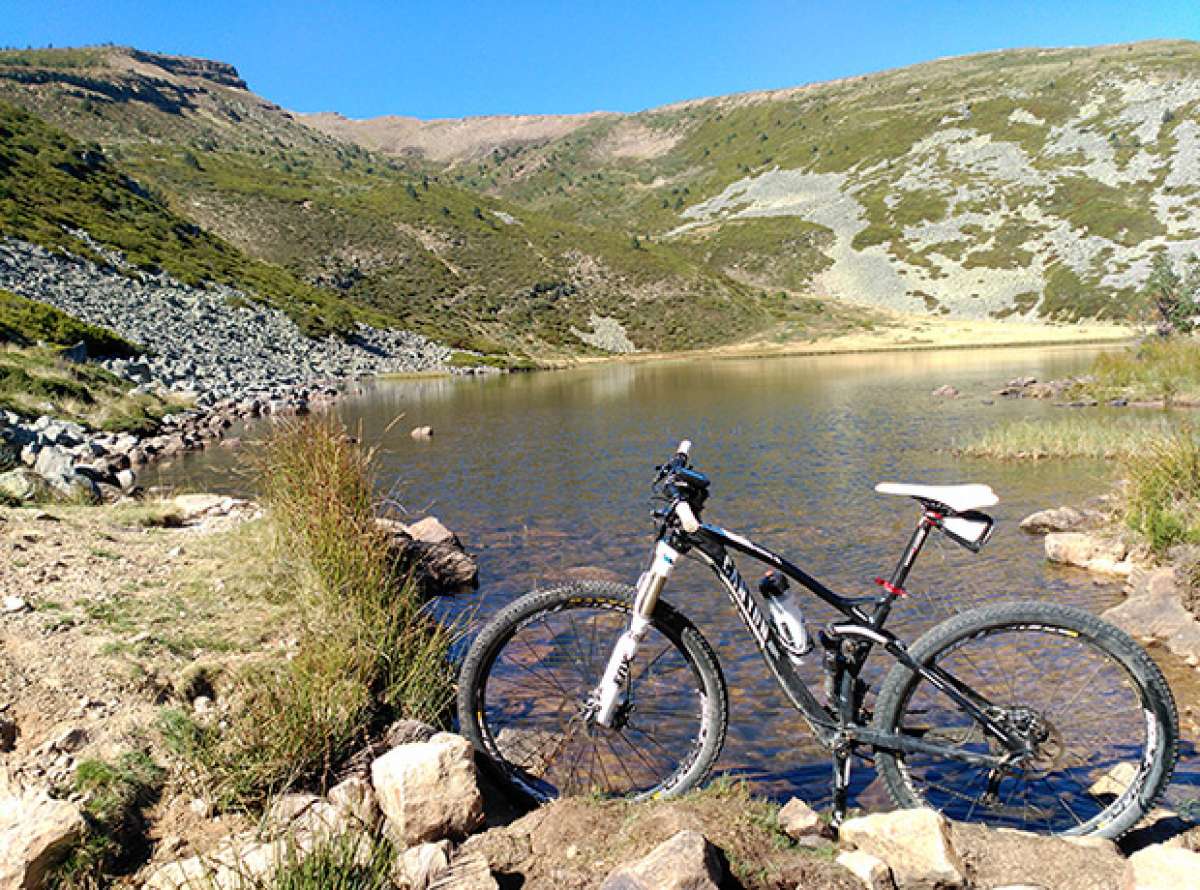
[4,2,1199,119]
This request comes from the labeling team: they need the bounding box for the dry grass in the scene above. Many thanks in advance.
[1123,427,1200,555]
[958,415,1179,460]
[161,418,456,810]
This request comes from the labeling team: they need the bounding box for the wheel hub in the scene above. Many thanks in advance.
[990,705,1065,774]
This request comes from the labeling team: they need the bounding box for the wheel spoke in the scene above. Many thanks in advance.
[473,593,717,803]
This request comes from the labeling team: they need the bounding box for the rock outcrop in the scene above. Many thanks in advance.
[1105,566,1200,662]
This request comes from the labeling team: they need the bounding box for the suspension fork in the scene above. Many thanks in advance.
[593,537,679,726]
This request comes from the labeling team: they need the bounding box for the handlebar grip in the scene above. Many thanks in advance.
[675,501,701,534]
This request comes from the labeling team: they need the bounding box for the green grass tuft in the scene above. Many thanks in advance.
[1123,427,1200,555]
[0,288,139,357]
[49,751,165,889]
[959,415,1179,460]
[162,418,456,810]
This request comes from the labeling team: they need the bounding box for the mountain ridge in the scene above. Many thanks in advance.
[313,38,1199,322]
[4,39,1200,355]
[0,44,778,357]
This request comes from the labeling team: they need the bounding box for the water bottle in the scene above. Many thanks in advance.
[759,571,811,661]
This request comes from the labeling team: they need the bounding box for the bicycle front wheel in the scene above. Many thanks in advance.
[873,601,1178,838]
[457,581,728,803]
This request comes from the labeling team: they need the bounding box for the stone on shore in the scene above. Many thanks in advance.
[376,517,478,590]
[370,732,484,847]
[1104,567,1200,662]
[0,790,85,890]
[778,797,825,840]
[1020,506,1089,534]
[838,808,965,889]
[1124,845,1200,889]
[837,849,895,890]
[1044,532,1132,576]
[600,829,723,890]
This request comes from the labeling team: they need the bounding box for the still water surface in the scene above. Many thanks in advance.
[159,346,1199,809]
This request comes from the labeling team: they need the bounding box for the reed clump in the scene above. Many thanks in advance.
[958,415,1178,460]
[162,417,455,809]
[1076,336,1200,404]
[1122,426,1200,555]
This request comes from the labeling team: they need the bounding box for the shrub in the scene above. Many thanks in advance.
[0,288,139,357]
[1123,427,1200,554]
[166,417,456,809]
[1146,252,1200,336]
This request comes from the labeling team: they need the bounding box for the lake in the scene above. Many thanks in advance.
[154,344,1199,811]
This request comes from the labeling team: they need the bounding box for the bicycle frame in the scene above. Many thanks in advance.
[600,506,1030,777]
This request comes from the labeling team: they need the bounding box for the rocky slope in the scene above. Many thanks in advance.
[314,40,1200,323]
[0,47,768,357]
[0,238,449,405]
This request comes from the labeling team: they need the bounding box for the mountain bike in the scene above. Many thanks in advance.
[457,440,1179,837]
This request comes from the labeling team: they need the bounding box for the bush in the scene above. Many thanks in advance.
[0,288,139,357]
[164,418,456,809]
[1123,428,1200,554]
[1147,252,1200,336]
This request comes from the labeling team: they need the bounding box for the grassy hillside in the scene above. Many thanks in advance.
[0,46,775,356]
[318,40,1200,324]
[0,101,358,337]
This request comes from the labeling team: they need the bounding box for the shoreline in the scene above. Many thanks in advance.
[551,316,1135,369]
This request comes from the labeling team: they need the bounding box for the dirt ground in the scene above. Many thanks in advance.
[0,497,278,853]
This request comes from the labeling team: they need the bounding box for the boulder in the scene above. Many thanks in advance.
[327,776,381,832]
[32,446,73,487]
[394,840,451,890]
[837,849,895,890]
[1104,568,1200,662]
[778,797,825,840]
[377,518,478,591]
[1045,532,1132,576]
[0,468,46,503]
[370,732,484,847]
[931,385,959,398]
[838,808,965,889]
[1020,506,1087,534]
[430,851,496,890]
[600,829,723,890]
[0,790,85,890]
[406,516,460,547]
[1124,845,1200,889]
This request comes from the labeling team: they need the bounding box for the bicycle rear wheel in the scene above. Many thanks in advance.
[457,581,728,802]
[873,601,1178,838]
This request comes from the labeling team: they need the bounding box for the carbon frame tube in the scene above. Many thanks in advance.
[688,523,1028,754]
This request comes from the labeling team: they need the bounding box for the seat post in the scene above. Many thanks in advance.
[871,506,940,628]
